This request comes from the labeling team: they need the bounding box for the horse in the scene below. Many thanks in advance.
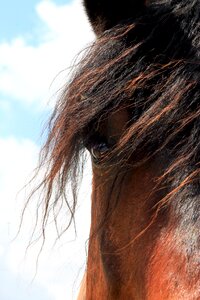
[34,0,200,299]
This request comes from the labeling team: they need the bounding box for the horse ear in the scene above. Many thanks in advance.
[83,0,146,35]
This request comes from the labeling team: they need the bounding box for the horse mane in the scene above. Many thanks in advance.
[28,1,200,243]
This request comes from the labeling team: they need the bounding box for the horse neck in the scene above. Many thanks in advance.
[85,155,199,299]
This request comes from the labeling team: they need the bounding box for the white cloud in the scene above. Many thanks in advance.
[0,0,94,110]
[0,136,91,299]
[0,137,39,223]
[0,244,4,257]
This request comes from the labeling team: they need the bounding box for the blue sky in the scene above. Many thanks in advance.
[0,0,41,42]
[0,0,93,299]
[0,0,72,42]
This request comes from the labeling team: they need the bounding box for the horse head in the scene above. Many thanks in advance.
[34,0,200,298]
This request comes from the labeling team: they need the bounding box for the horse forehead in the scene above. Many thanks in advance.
[97,108,129,138]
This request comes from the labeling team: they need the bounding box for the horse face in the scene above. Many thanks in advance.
[86,104,199,299]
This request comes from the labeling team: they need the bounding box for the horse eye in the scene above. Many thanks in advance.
[90,142,109,163]
[84,133,113,164]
